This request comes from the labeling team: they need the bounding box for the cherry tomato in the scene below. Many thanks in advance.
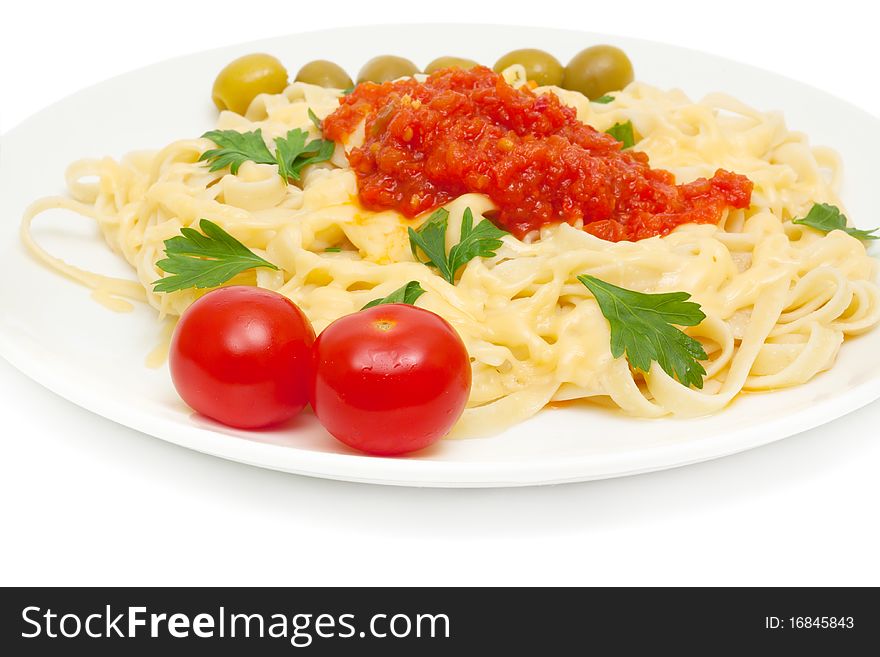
[169,286,315,429]
[310,304,471,455]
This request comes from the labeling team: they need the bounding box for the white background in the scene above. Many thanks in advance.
[1,0,878,586]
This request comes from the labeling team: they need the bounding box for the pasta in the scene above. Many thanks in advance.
[21,73,880,437]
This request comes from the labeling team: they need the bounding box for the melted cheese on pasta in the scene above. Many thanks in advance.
[21,75,880,436]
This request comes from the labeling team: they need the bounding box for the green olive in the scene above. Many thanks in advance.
[563,45,634,100]
[294,59,353,89]
[212,53,289,115]
[357,56,420,84]
[424,56,480,74]
[492,48,564,87]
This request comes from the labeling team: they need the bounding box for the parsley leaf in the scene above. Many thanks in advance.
[361,281,426,310]
[792,202,878,241]
[577,275,708,389]
[273,129,308,182]
[200,128,334,184]
[199,129,276,174]
[153,219,278,293]
[408,208,454,281]
[448,207,508,279]
[273,129,335,183]
[408,207,508,284]
[605,120,635,149]
[308,108,322,131]
[593,95,615,104]
[341,86,355,96]
[324,247,342,253]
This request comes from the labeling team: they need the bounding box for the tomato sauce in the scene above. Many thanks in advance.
[323,67,753,241]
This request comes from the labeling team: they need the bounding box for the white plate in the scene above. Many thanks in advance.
[1,24,879,487]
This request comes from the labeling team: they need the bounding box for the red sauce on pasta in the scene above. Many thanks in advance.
[323,67,752,241]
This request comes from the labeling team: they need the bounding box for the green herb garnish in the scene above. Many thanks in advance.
[577,275,708,389]
[362,281,426,310]
[593,95,615,104]
[408,207,508,284]
[324,247,342,253]
[199,129,276,174]
[199,128,334,184]
[308,108,322,131]
[153,219,278,293]
[341,86,355,96]
[605,120,635,149]
[792,202,878,241]
[274,129,335,183]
